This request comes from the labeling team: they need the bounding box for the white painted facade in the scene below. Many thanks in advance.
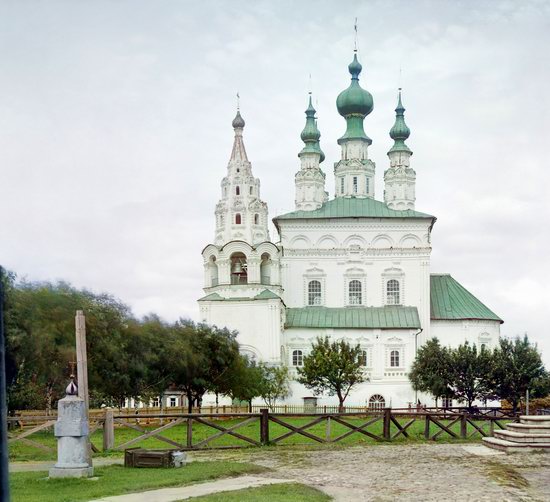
[198,54,502,409]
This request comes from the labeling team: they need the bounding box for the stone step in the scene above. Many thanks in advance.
[494,429,550,443]
[507,423,550,435]
[482,436,550,453]
[519,415,550,425]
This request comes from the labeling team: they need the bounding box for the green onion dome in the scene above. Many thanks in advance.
[232,110,245,129]
[388,90,412,154]
[336,53,374,118]
[299,94,325,163]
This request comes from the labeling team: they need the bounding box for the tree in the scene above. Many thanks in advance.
[409,338,453,405]
[224,355,264,412]
[491,335,547,414]
[297,337,366,411]
[448,342,494,409]
[257,363,291,410]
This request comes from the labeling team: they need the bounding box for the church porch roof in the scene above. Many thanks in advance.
[285,306,421,329]
[430,274,503,323]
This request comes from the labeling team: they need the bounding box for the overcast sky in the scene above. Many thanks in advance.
[1,0,549,365]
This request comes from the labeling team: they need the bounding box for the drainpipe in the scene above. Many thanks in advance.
[413,328,423,404]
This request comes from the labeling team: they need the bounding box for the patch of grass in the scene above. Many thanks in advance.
[486,460,529,489]
[186,482,331,501]
[10,462,268,502]
[10,416,505,462]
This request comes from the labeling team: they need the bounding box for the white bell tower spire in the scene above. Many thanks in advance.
[214,109,269,245]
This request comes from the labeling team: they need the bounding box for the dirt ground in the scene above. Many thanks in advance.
[192,443,550,501]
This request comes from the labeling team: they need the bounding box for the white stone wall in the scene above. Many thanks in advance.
[278,218,433,339]
[430,319,501,351]
[283,328,418,407]
[199,298,284,365]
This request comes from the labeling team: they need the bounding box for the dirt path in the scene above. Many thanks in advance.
[190,444,550,501]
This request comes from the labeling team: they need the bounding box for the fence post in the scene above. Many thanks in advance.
[489,419,495,437]
[424,413,430,439]
[103,408,114,451]
[260,408,269,445]
[383,408,391,440]
[187,418,193,448]
[460,412,467,439]
[326,416,331,442]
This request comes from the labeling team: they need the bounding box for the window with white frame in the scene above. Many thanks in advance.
[441,397,453,408]
[348,280,362,305]
[368,394,386,410]
[390,349,400,367]
[358,350,367,367]
[340,177,345,194]
[169,396,177,407]
[292,349,304,367]
[236,186,240,196]
[308,280,322,305]
[352,176,358,194]
[151,397,160,407]
[386,279,400,305]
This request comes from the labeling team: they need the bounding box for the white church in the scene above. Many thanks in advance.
[198,51,502,409]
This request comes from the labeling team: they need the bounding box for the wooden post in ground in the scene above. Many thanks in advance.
[260,408,269,445]
[325,416,331,442]
[103,408,114,450]
[424,414,430,439]
[186,418,193,448]
[460,412,468,439]
[383,408,391,440]
[75,311,89,414]
[75,310,92,465]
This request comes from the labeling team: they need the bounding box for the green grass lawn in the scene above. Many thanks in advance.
[9,415,502,462]
[187,482,331,501]
[10,462,268,502]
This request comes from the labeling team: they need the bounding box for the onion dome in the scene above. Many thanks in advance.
[232,110,245,129]
[299,94,325,163]
[336,52,373,144]
[336,54,373,117]
[388,90,412,154]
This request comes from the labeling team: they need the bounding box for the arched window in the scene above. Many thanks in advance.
[352,176,358,194]
[236,186,240,195]
[308,280,322,306]
[358,350,367,367]
[235,213,242,225]
[390,350,400,367]
[209,256,218,287]
[230,252,247,284]
[348,280,362,305]
[249,186,253,195]
[254,213,259,225]
[368,394,385,410]
[223,187,227,197]
[220,214,224,225]
[292,350,303,367]
[260,253,271,285]
[387,279,400,305]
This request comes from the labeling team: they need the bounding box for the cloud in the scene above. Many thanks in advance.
[1,0,549,365]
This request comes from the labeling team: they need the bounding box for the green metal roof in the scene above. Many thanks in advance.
[430,274,503,323]
[198,289,282,302]
[285,306,421,329]
[275,196,434,223]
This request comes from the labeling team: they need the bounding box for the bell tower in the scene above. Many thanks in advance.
[214,110,269,246]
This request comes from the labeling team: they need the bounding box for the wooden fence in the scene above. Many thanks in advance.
[8,408,512,454]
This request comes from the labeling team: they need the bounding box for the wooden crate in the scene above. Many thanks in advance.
[124,448,173,468]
